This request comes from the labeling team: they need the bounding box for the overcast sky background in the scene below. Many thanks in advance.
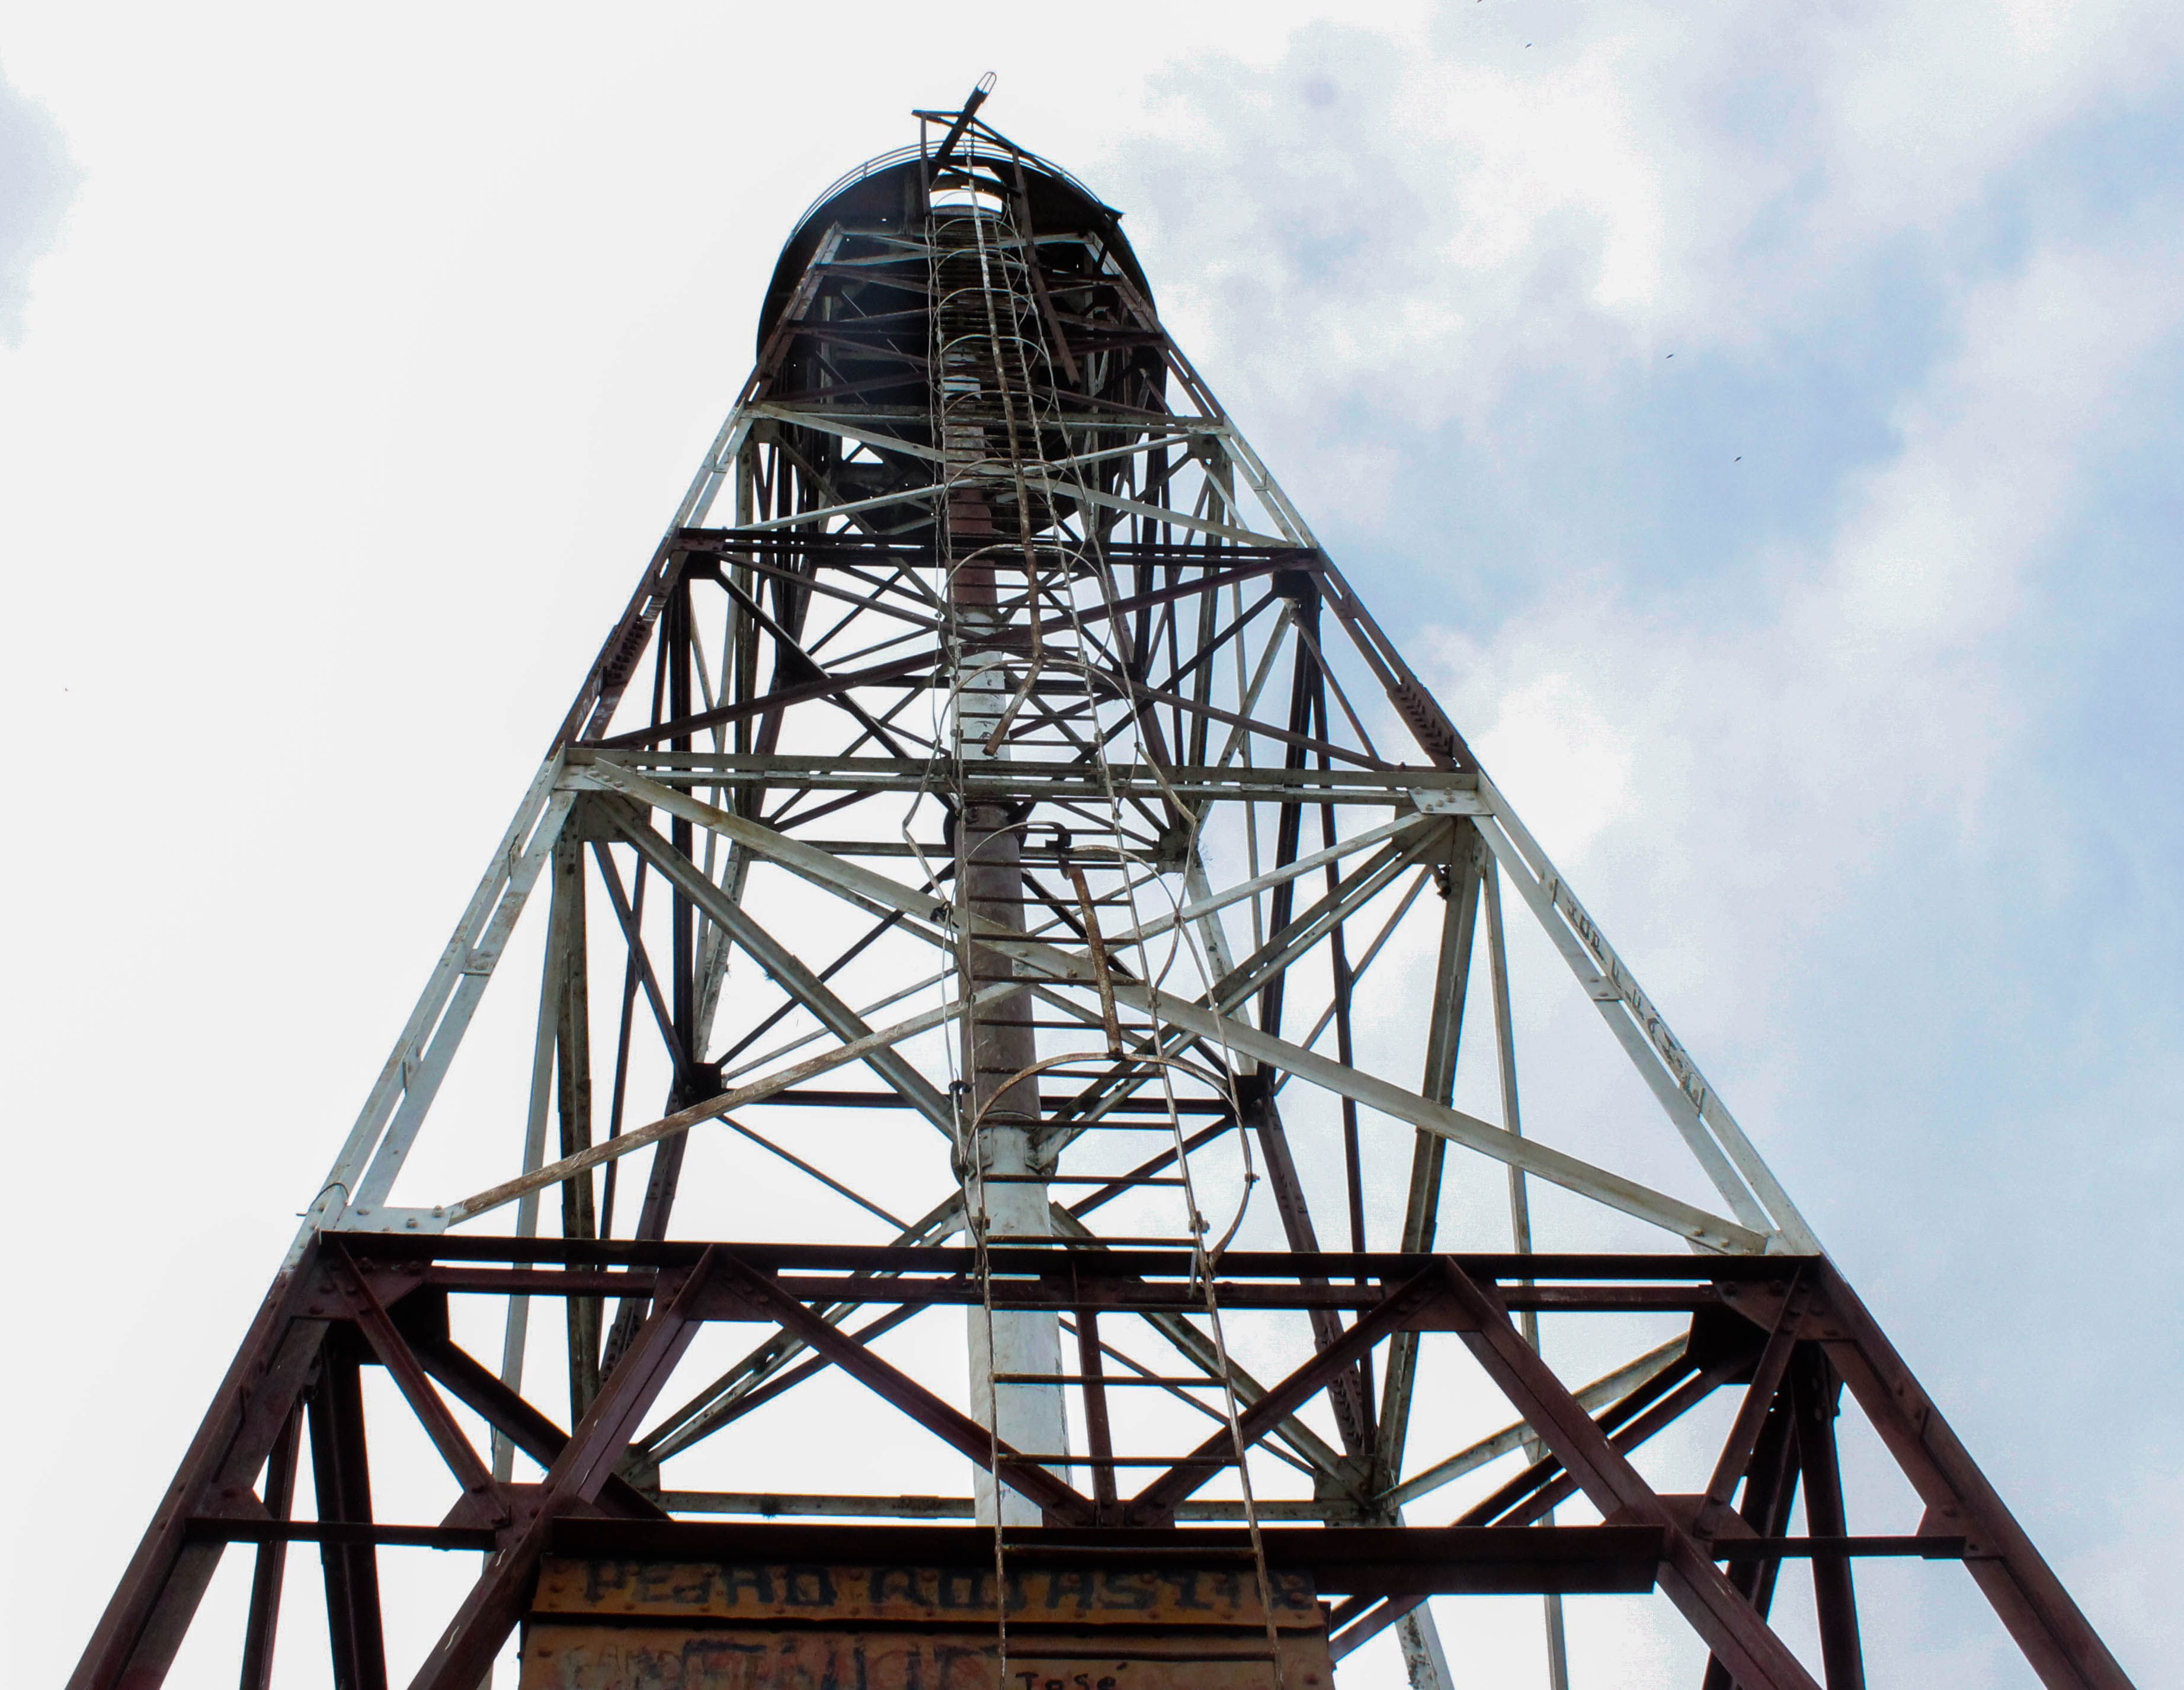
[3,5,2179,1688]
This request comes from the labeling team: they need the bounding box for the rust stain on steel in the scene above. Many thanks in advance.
[530,1558,1322,1628]
[523,1561,1334,1690]
[522,1626,1332,1690]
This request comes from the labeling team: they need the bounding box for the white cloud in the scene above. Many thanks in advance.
[1828,235,2180,650]
[7,5,2180,1688]
[1115,1,2184,445]
[1114,21,2184,1678]
[1469,666,1639,861]
[0,65,78,343]
[1416,223,2184,1048]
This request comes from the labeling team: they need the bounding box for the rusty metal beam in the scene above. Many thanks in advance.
[66,1255,329,1690]
[713,1253,1097,1526]
[308,1341,387,1690]
[236,1408,298,1690]
[1814,1262,2131,1690]
[1123,1269,1442,1524]
[408,1251,719,1690]
[1436,1259,1823,1690]
[68,110,2132,1690]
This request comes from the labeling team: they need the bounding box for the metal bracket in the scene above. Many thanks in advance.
[339,1205,450,1235]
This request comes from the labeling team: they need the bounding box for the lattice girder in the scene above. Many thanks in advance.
[69,95,2131,1690]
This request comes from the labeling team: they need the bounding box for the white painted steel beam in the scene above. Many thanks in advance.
[291,758,566,1260]
[1473,784,1815,1249]
[555,764,1772,1253]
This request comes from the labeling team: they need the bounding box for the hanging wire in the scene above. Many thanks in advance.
[909,158,1292,1686]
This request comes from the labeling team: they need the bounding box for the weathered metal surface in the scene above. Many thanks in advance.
[67,84,2138,1690]
[523,1560,1331,1690]
[532,1558,1322,1627]
[520,1625,1331,1690]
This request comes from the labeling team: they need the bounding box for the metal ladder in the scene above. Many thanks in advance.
[923,165,1292,1688]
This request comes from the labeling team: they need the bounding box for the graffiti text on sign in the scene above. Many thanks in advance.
[536,1560,1320,1628]
[521,1628,1325,1690]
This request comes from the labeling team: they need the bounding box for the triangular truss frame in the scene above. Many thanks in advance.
[72,102,2131,1690]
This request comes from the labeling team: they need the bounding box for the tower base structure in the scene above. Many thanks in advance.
[81,1229,2121,1690]
[70,91,2134,1690]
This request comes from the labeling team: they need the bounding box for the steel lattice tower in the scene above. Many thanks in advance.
[73,88,2134,1690]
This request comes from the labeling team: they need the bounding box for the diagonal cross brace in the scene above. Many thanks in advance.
[1474,794,1811,1248]
[329,1252,499,1511]
[67,1250,335,1690]
[712,1252,1098,1525]
[392,1304,662,1521]
[445,987,1009,1226]
[1436,1259,1821,1690]
[1123,1268,1445,1525]
[1236,1075,1375,1462]
[613,813,956,1135]
[408,1250,718,1690]
[1811,1262,2135,1690]
[572,765,1769,1253]
[594,554,1304,751]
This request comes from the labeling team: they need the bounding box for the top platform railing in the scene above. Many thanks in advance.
[784,137,1116,248]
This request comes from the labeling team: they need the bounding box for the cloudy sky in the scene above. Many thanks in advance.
[3,4,2177,1688]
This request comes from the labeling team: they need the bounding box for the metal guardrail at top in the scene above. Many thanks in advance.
[784,136,1117,246]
